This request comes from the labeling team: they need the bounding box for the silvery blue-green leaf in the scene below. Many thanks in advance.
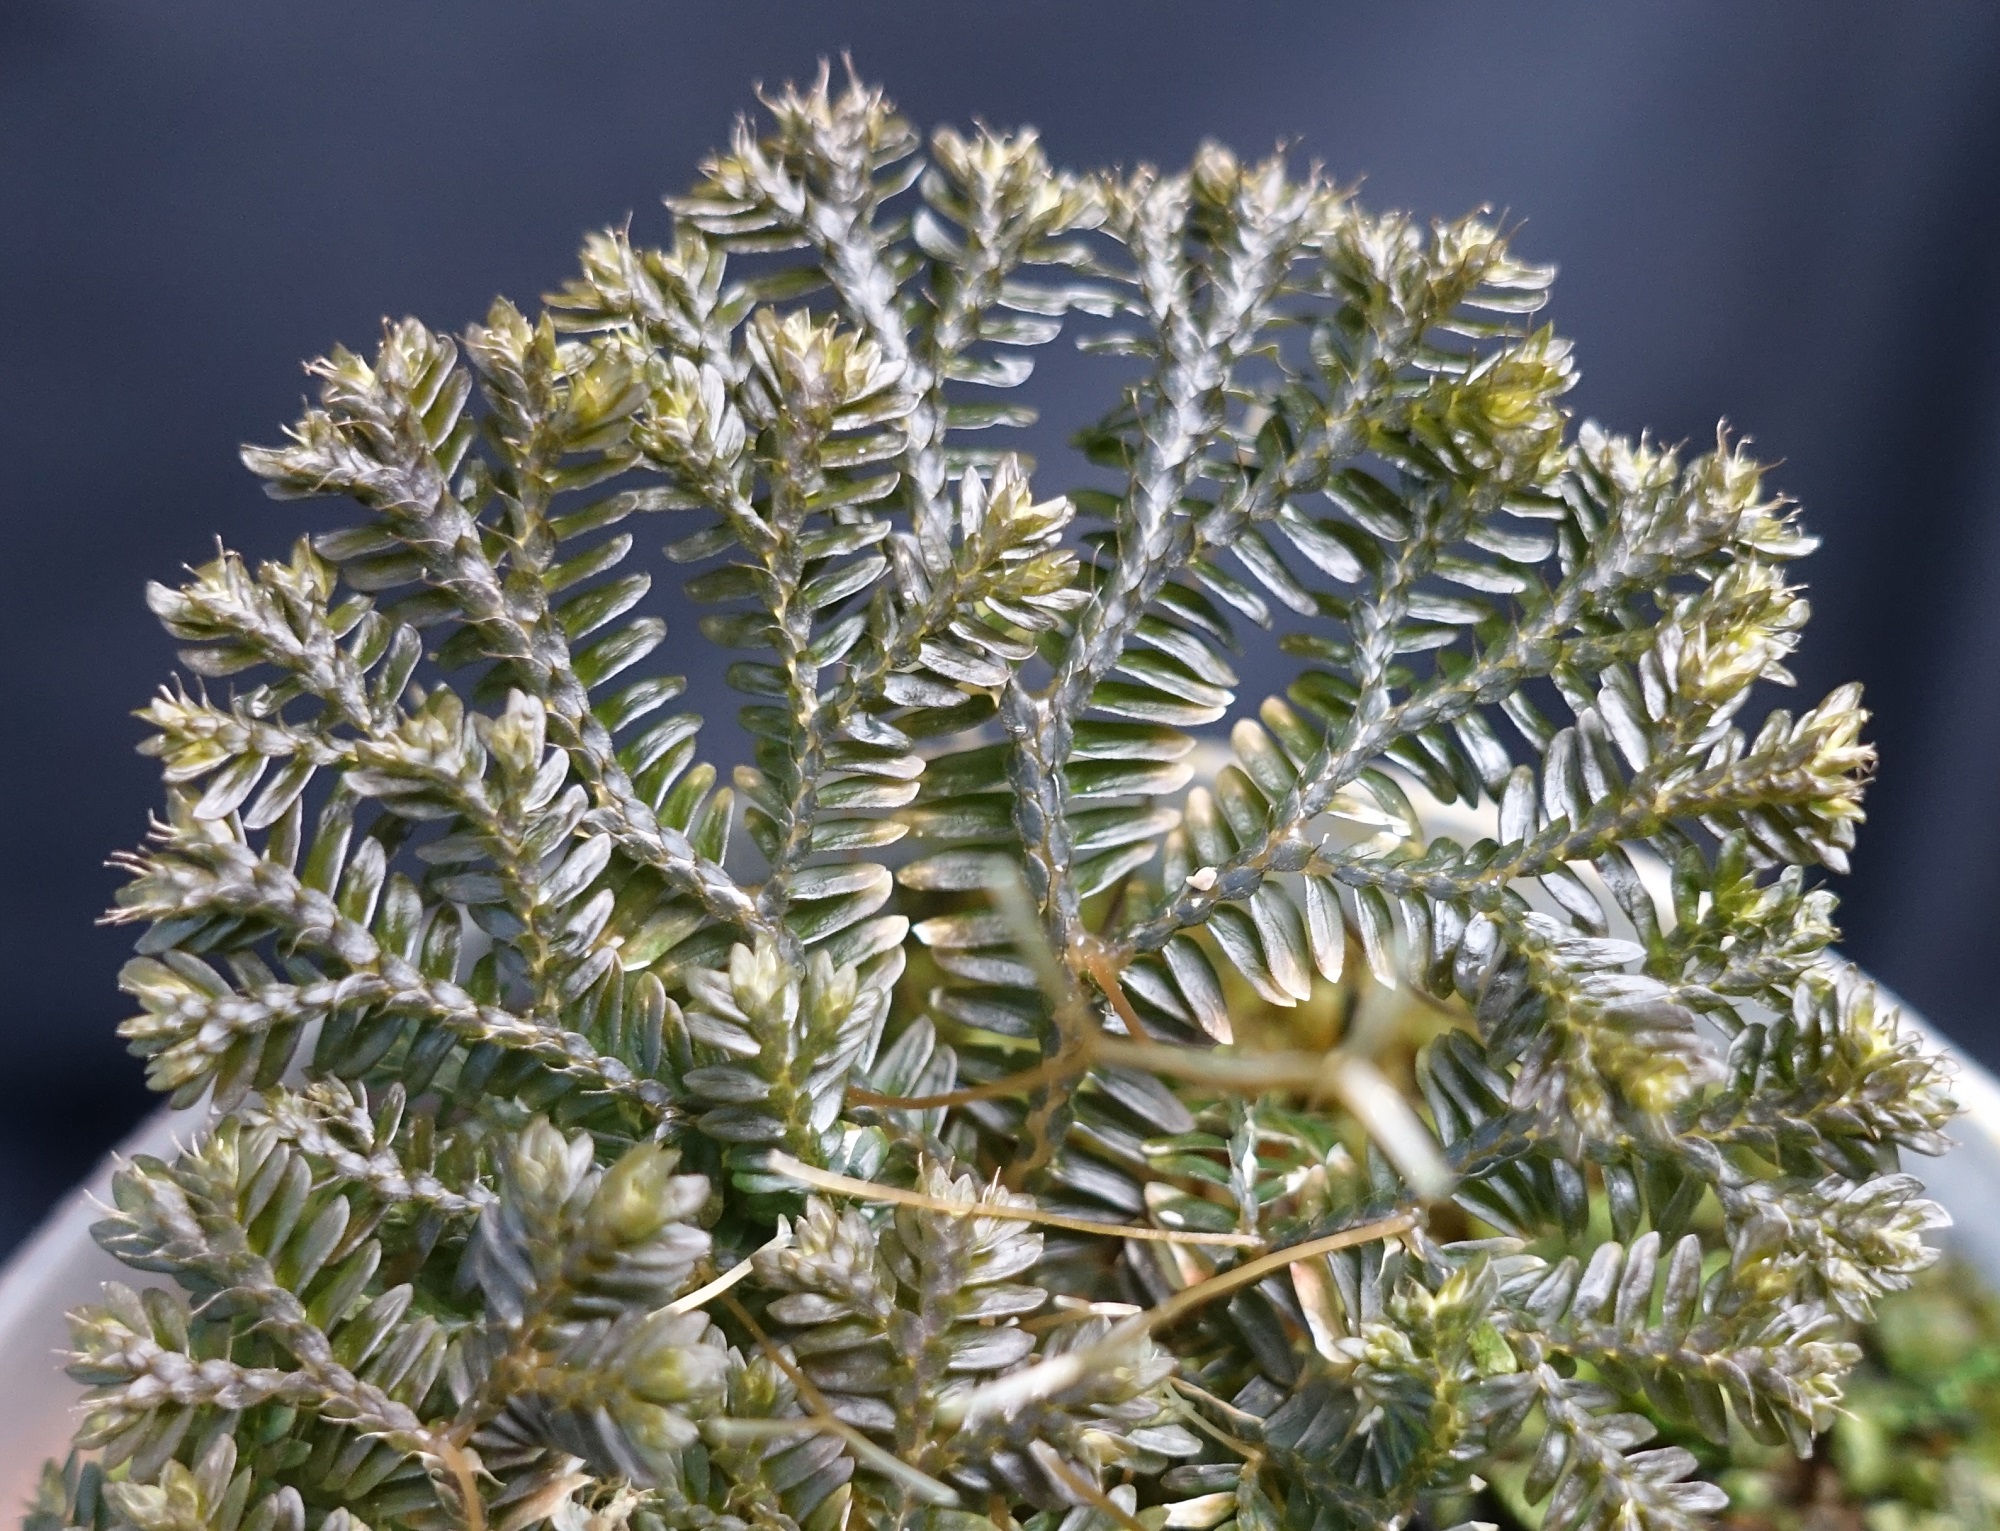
[1303,874,1346,982]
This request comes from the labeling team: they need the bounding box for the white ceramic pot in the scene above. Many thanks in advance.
[3,1025,1993,1509]
[0,1105,200,1510]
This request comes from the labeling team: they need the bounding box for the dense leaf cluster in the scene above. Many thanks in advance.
[34,66,1957,1531]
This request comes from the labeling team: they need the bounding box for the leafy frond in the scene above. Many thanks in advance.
[460,1123,722,1483]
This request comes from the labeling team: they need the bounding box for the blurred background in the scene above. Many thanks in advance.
[3,0,1999,1257]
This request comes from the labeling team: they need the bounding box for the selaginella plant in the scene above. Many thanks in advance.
[29,64,1961,1531]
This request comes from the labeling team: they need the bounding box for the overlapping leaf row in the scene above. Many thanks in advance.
[36,67,1957,1531]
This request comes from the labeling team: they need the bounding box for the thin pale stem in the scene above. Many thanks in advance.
[720,1292,962,1508]
[764,1152,1263,1248]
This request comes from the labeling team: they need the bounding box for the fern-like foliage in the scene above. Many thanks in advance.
[39,63,1959,1531]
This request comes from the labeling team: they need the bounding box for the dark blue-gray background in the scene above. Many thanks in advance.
[4,1,1998,1254]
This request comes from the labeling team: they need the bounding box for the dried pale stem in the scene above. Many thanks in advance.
[946,1209,1418,1429]
[764,1151,1263,1248]
[663,1244,775,1315]
[1092,1037,1454,1196]
[719,1292,962,1507]
[845,1051,1080,1111]
[431,1438,488,1531]
[1137,1210,1420,1334]
[1169,1378,1265,1457]
[853,1024,1453,1198]
[1081,943,1153,1041]
[1039,1453,1151,1531]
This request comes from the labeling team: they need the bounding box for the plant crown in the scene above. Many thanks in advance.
[31,66,1959,1531]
